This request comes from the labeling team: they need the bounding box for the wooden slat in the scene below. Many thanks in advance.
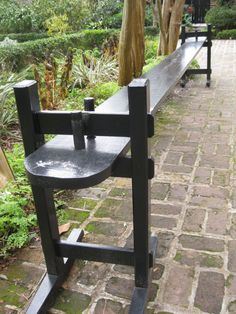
[96,40,206,116]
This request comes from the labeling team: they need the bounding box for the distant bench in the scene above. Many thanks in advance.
[14,24,212,314]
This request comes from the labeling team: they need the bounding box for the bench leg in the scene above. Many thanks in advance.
[180,73,187,88]
[128,79,157,313]
[206,24,212,88]
[25,187,84,313]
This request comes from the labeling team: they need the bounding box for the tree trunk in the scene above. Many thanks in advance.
[152,0,158,28]
[118,0,145,86]
[132,0,145,77]
[118,0,134,86]
[158,0,185,56]
[168,0,185,53]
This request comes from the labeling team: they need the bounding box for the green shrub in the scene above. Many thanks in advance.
[145,27,159,36]
[0,1,32,34]
[65,82,120,110]
[217,0,235,5]
[0,144,36,258]
[0,29,118,71]
[0,0,90,34]
[205,5,236,31]
[44,14,71,36]
[72,55,118,88]
[145,37,159,60]
[0,68,29,140]
[0,32,49,43]
[87,0,123,29]
[216,29,236,39]
[143,56,166,73]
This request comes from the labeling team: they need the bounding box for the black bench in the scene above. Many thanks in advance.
[14,25,212,314]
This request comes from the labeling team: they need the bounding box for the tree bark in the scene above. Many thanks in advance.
[118,0,134,86]
[152,0,158,28]
[168,0,185,53]
[118,0,145,86]
[158,0,185,56]
[132,0,145,77]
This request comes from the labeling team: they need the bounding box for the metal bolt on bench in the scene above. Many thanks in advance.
[14,26,211,313]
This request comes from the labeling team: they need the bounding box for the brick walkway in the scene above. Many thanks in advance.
[1,40,236,314]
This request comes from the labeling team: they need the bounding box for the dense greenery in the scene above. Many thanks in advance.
[0,0,90,33]
[0,29,118,71]
[205,5,236,31]
[0,144,36,258]
[216,29,236,39]
[0,33,49,43]
[217,0,235,6]
[0,0,125,34]
[0,0,154,34]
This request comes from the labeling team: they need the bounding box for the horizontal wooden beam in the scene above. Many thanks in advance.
[33,111,154,138]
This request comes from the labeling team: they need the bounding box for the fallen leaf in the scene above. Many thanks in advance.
[59,223,71,235]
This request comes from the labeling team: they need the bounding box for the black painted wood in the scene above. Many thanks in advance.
[129,236,158,314]
[128,79,150,288]
[97,40,205,116]
[26,229,84,314]
[14,80,45,156]
[33,111,154,138]
[56,241,135,266]
[20,39,206,189]
[25,135,130,188]
[111,156,155,180]
[31,186,65,275]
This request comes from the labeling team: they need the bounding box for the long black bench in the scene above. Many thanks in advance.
[14,25,212,314]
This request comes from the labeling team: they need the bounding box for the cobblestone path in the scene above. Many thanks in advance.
[1,40,236,314]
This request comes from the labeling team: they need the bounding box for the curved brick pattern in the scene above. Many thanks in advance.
[2,40,236,314]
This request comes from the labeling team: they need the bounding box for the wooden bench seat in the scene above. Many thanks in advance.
[25,135,130,189]
[21,39,206,191]
[97,39,206,115]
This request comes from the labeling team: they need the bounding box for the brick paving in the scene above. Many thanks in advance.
[1,40,236,314]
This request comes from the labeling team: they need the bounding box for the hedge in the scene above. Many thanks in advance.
[0,29,118,71]
[0,32,49,43]
[216,29,236,39]
[205,5,236,31]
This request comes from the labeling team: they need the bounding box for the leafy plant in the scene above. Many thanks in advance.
[72,52,118,88]
[44,14,71,36]
[88,0,123,29]
[145,36,159,60]
[0,37,17,48]
[216,28,236,39]
[0,0,32,34]
[217,0,234,6]
[0,144,36,258]
[0,68,29,140]
[205,5,236,31]
[33,49,74,109]
[0,29,117,71]
[65,81,120,110]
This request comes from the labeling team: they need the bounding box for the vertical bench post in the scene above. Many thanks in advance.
[180,25,187,87]
[128,79,150,289]
[206,24,212,87]
[14,81,83,313]
[14,80,45,157]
